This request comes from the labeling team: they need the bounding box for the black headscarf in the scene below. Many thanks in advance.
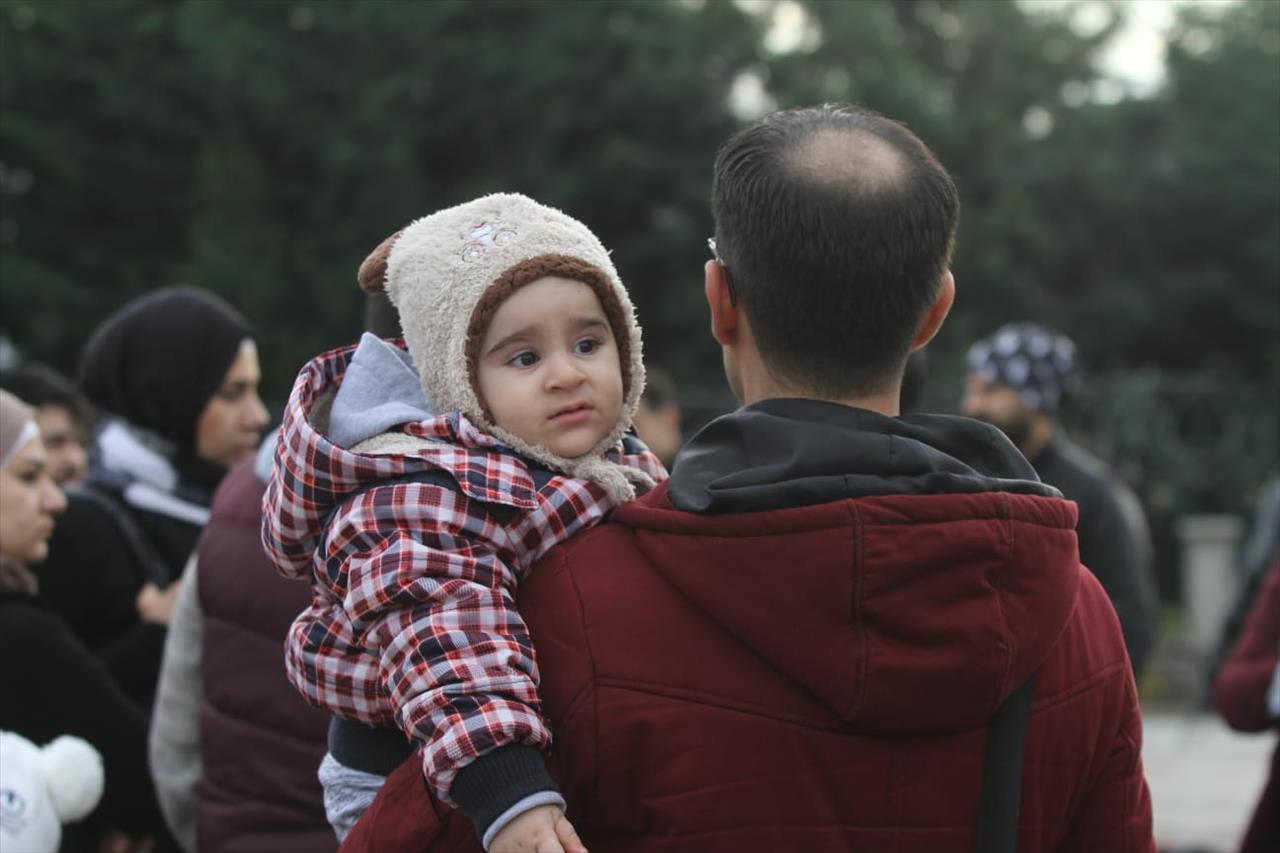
[78,286,252,453]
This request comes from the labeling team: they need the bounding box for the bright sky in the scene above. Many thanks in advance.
[725,0,1248,120]
[734,0,1243,113]
[1021,0,1242,96]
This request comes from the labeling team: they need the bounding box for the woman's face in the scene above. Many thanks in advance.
[0,436,67,565]
[195,340,270,469]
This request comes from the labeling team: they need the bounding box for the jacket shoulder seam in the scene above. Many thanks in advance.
[1031,659,1128,714]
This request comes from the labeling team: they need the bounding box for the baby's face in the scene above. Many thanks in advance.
[475,276,624,459]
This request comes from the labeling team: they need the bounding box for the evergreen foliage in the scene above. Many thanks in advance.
[1,0,1276,518]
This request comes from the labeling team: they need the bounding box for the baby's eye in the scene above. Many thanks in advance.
[508,350,540,368]
[573,337,601,355]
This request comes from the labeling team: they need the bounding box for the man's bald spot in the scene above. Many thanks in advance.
[782,127,909,193]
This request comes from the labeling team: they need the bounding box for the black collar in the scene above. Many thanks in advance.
[668,399,1059,513]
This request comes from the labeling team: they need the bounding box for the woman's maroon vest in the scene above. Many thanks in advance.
[196,458,335,852]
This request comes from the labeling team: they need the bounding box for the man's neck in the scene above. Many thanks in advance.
[737,368,901,417]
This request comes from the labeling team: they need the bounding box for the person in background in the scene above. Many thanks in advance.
[963,322,1159,676]
[346,103,1153,852]
[37,285,270,709]
[0,390,168,852]
[1210,474,1280,691]
[146,286,403,853]
[632,366,682,469]
[0,362,91,486]
[149,436,335,853]
[1212,543,1280,853]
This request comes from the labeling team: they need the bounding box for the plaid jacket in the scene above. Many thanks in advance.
[261,343,666,800]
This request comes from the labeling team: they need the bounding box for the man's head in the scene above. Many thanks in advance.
[962,322,1079,452]
[0,363,91,486]
[709,103,959,405]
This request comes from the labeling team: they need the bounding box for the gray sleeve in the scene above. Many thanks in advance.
[148,556,205,853]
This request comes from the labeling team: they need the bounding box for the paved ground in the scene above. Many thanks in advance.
[1143,710,1273,852]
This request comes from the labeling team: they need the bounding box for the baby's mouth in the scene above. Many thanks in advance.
[550,403,593,421]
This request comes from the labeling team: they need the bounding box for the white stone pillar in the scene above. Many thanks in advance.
[1175,514,1245,655]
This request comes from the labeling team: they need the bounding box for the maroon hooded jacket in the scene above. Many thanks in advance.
[343,400,1154,852]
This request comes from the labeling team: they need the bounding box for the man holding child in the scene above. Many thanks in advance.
[327,103,1155,852]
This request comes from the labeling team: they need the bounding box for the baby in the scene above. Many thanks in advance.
[262,194,666,851]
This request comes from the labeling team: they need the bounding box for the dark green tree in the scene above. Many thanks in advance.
[1,0,1275,522]
[1,0,762,397]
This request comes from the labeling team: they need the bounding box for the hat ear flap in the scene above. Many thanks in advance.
[357,228,405,293]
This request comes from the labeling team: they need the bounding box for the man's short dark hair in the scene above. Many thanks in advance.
[712,103,959,397]
[0,362,91,426]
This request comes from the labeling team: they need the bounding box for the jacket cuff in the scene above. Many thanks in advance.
[451,744,560,846]
[482,791,567,851]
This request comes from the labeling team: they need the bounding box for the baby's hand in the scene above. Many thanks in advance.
[489,804,586,853]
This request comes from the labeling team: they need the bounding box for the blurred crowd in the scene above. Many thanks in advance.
[2,282,1273,852]
[0,111,1276,853]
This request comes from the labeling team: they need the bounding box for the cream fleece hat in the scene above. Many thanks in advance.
[357,193,652,500]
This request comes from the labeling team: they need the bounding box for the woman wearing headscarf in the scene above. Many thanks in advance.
[36,286,269,709]
[0,389,167,851]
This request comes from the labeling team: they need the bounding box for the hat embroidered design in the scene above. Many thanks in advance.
[461,221,518,263]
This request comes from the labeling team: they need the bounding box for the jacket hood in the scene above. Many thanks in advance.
[262,343,555,581]
[613,399,1081,735]
[326,333,433,451]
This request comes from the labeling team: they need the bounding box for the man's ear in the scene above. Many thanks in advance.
[910,270,955,350]
[704,259,739,346]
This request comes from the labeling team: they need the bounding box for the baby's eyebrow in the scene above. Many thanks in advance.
[484,327,535,356]
[570,316,610,333]
[485,316,610,356]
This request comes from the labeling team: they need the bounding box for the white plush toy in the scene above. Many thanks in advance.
[0,731,104,853]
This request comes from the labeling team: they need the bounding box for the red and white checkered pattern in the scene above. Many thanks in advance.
[261,343,666,799]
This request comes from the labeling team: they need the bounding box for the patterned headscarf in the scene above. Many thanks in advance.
[966,323,1080,417]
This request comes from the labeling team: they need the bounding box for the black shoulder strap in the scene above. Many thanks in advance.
[974,675,1036,853]
[66,483,171,587]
